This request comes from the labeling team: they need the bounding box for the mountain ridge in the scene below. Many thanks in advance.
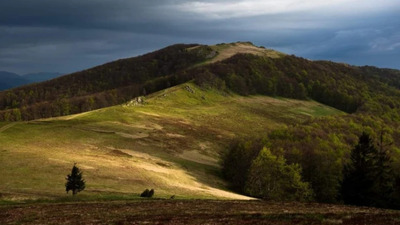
[0,42,399,121]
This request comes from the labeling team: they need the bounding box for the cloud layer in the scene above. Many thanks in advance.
[0,0,399,74]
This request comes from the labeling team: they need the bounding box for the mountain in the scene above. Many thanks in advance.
[0,43,218,120]
[0,42,399,122]
[1,42,400,206]
[0,71,29,90]
[22,72,63,83]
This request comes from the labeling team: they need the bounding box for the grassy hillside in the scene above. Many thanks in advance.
[0,83,343,202]
[191,42,284,65]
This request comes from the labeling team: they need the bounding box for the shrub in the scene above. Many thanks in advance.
[140,189,150,197]
[140,189,155,198]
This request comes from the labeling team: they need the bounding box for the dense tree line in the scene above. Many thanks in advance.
[222,114,400,208]
[194,54,398,114]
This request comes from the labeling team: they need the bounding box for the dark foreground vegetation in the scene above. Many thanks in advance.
[223,130,400,208]
[2,200,400,225]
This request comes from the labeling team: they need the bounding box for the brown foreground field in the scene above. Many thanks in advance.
[1,200,400,225]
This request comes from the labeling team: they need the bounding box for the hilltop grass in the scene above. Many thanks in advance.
[206,42,284,63]
[0,83,343,203]
[190,42,285,67]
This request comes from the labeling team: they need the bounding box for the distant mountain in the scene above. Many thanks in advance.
[22,72,63,83]
[0,71,63,91]
[0,71,29,90]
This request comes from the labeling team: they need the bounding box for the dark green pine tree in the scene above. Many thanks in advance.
[65,163,86,195]
[374,131,395,207]
[341,132,394,208]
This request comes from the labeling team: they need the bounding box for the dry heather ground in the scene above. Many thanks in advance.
[1,200,400,225]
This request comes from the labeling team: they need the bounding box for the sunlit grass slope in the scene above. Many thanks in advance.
[0,83,343,202]
[188,42,284,67]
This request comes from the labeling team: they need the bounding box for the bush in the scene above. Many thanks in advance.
[140,189,155,198]
[148,189,154,197]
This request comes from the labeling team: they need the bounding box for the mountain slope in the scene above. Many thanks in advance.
[0,42,285,121]
[0,83,343,201]
[0,44,215,120]
[0,42,399,122]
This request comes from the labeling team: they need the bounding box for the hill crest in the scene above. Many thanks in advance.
[0,42,399,122]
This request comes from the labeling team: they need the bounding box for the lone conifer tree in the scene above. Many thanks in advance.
[342,132,394,207]
[65,163,85,195]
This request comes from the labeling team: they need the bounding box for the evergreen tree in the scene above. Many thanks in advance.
[65,163,86,195]
[341,132,394,207]
[374,130,395,207]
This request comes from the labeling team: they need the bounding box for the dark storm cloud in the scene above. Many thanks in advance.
[0,0,399,74]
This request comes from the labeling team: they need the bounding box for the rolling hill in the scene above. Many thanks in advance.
[0,83,343,202]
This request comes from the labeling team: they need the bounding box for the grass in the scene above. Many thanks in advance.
[206,42,284,64]
[0,83,344,203]
[191,42,285,67]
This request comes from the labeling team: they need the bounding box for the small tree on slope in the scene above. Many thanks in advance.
[65,163,86,195]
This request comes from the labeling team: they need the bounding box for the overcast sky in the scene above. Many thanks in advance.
[0,0,399,74]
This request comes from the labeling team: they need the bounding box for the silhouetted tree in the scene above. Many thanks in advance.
[341,132,394,207]
[65,163,86,195]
